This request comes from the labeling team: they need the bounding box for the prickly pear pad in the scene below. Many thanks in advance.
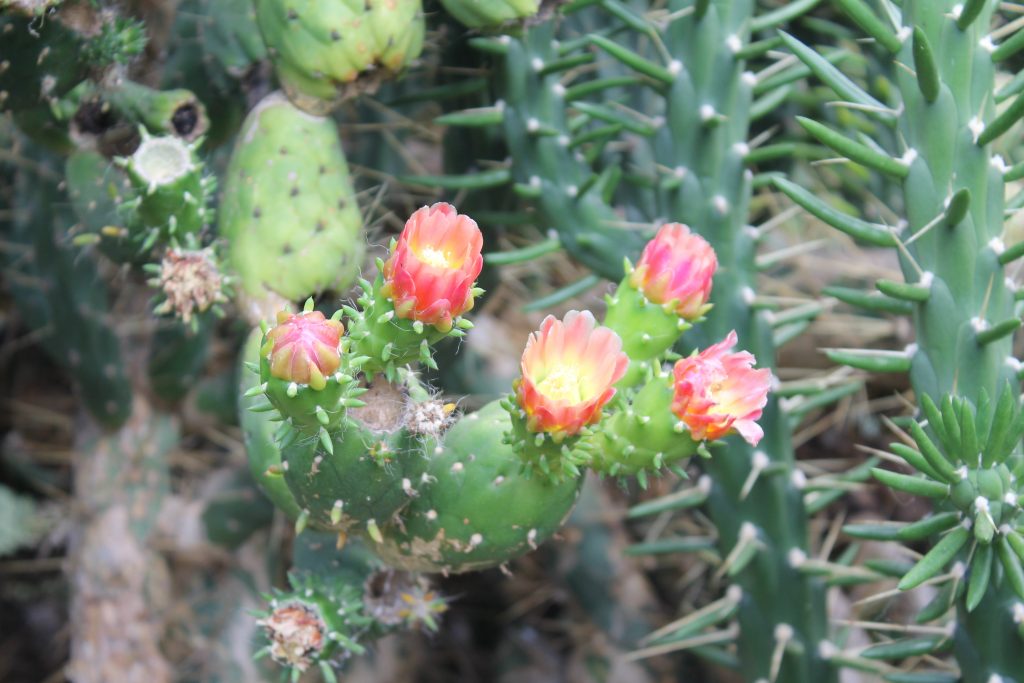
[219,92,364,305]
[438,0,540,29]
[367,401,583,573]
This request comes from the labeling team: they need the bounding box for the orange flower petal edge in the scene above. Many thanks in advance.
[381,203,484,332]
[671,331,771,446]
[630,223,717,319]
[515,310,629,438]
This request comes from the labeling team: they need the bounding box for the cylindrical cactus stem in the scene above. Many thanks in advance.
[115,131,215,251]
[885,2,1020,678]
[219,91,365,319]
[626,1,831,680]
[785,0,1024,678]
[254,0,425,114]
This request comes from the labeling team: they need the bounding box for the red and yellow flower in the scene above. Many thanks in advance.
[381,203,484,332]
[671,331,771,445]
[515,310,629,438]
[630,223,717,320]
[265,310,344,390]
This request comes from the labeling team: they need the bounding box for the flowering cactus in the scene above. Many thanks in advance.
[603,225,716,383]
[514,310,628,439]
[380,203,484,333]
[346,203,484,380]
[671,331,771,446]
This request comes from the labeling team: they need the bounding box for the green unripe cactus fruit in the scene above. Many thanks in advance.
[439,0,540,29]
[220,92,364,313]
[116,132,215,250]
[368,401,583,573]
[254,0,425,114]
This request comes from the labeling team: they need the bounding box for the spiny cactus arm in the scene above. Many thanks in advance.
[591,1,839,680]
[3,143,133,429]
[786,1,1024,679]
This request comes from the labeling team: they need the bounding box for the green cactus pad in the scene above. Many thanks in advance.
[368,401,583,573]
[278,396,428,534]
[254,0,425,114]
[220,92,365,308]
[439,0,540,29]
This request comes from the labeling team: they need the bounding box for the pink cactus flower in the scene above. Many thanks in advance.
[265,310,344,390]
[671,331,771,445]
[630,223,717,320]
[381,203,484,332]
[515,310,629,438]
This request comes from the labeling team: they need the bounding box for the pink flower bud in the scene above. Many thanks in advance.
[631,223,717,319]
[265,310,344,390]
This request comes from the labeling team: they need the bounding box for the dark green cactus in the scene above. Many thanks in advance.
[2,139,132,429]
[369,400,584,573]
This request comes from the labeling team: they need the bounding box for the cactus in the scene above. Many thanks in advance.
[425,3,838,679]
[438,0,541,30]
[3,139,133,429]
[254,0,424,114]
[368,400,584,573]
[782,0,1024,679]
[219,91,364,315]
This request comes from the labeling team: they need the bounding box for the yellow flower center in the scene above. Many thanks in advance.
[536,365,587,403]
[418,246,451,269]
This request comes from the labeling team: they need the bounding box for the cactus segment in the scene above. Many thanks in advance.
[4,141,133,429]
[254,0,425,114]
[219,92,365,306]
[116,132,214,246]
[259,573,373,672]
[438,0,540,29]
[0,13,90,114]
[368,401,584,573]
[101,80,209,140]
[240,328,304,519]
[603,280,690,384]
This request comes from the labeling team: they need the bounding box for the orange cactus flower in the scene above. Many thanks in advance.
[671,331,771,445]
[265,310,344,390]
[381,203,484,332]
[515,310,629,438]
[630,223,717,319]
